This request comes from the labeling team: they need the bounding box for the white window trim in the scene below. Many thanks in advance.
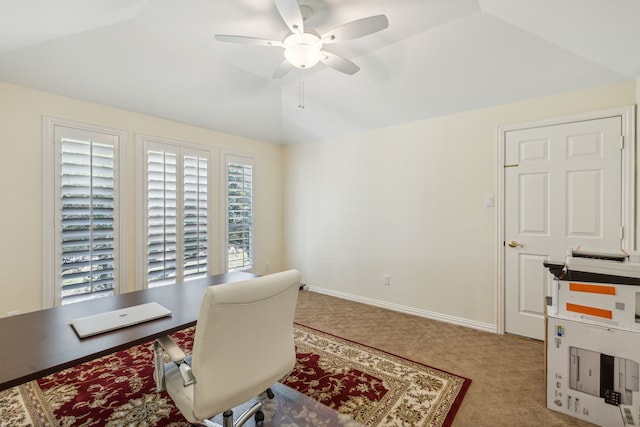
[135,133,219,290]
[42,116,128,308]
[222,151,256,273]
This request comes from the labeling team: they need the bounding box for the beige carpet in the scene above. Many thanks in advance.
[294,290,598,427]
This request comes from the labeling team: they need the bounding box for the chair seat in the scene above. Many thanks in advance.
[164,356,198,423]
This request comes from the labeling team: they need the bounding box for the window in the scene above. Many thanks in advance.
[226,155,254,272]
[44,124,258,303]
[43,118,125,306]
[138,135,211,288]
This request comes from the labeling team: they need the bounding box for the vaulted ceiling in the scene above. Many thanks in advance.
[0,0,638,144]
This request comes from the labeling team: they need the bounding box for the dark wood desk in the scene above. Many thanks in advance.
[0,271,255,391]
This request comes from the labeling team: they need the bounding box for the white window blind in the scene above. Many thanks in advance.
[142,138,210,288]
[52,127,121,305]
[183,155,208,278]
[147,150,178,287]
[226,156,253,272]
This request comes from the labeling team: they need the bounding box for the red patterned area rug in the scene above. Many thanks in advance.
[2,324,470,427]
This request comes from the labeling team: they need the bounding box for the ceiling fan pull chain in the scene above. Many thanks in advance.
[298,78,305,109]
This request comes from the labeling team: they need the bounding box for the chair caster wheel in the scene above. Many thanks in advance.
[266,388,275,399]
[255,410,264,423]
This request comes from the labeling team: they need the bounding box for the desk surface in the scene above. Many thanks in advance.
[0,271,255,391]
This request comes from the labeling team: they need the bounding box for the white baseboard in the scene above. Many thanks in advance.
[307,286,498,334]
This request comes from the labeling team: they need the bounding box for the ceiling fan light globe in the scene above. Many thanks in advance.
[284,43,322,69]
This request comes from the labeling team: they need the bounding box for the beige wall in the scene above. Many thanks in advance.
[0,82,284,317]
[1,79,636,327]
[284,80,637,331]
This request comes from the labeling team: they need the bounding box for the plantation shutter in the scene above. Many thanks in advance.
[226,156,253,272]
[147,149,178,287]
[183,154,208,279]
[143,140,210,287]
[59,138,117,304]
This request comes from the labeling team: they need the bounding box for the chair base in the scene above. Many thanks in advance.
[201,401,263,427]
[198,386,276,427]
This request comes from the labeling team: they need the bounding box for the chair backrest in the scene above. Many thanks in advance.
[190,269,300,420]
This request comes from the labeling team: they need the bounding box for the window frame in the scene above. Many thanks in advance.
[42,117,127,308]
[135,133,218,289]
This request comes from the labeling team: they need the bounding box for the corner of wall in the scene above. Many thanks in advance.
[636,76,639,250]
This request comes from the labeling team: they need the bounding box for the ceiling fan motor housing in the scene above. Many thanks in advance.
[283,32,323,69]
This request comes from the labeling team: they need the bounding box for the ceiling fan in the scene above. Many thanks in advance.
[214,0,389,79]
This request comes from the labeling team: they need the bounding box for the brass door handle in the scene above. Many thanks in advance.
[508,240,524,248]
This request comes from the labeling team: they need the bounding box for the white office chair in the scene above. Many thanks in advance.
[153,269,301,427]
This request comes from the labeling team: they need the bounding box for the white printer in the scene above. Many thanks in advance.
[545,247,640,427]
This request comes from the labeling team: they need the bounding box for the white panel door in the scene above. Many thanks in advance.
[504,116,623,340]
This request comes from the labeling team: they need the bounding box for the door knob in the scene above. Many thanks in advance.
[508,240,524,248]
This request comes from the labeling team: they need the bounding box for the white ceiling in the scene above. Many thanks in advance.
[0,0,638,144]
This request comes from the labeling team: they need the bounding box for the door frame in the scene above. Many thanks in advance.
[496,106,636,335]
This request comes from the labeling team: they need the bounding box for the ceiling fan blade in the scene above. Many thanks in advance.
[321,15,389,44]
[215,34,282,47]
[275,0,304,34]
[320,51,360,75]
[272,59,294,79]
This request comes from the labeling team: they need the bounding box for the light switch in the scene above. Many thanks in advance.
[484,194,494,207]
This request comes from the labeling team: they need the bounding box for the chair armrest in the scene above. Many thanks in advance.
[154,335,196,388]
[156,335,187,363]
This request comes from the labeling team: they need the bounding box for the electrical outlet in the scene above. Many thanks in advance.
[383,274,390,286]
[265,262,270,272]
